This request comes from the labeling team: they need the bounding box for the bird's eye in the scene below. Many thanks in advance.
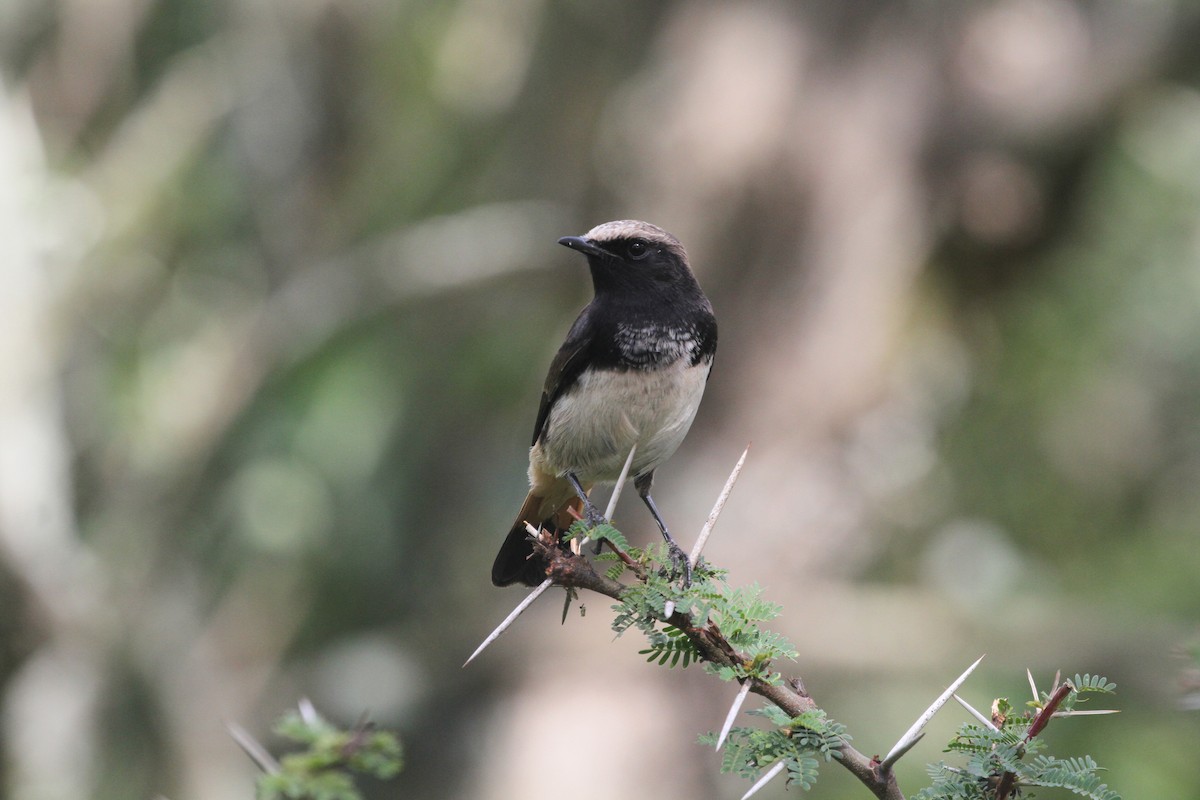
[627,240,650,260]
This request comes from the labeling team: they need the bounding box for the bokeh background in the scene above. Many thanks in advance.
[2,0,1199,798]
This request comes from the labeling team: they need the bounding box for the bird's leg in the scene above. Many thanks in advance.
[635,472,692,586]
[566,472,606,529]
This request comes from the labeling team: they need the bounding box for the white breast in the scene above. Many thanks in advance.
[535,360,711,484]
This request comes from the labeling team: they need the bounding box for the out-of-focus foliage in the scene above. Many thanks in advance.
[1,0,1199,798]
[257,707,402,800]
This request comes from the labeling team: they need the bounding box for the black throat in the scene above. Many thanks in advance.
[585,293,717,372]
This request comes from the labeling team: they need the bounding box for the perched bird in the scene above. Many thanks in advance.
[491,220,717,587]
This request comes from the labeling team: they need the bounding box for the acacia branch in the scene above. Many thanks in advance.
[540,543,905,800]
[994,680,1074,800]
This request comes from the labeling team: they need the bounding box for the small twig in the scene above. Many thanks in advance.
[1025,680,1072,740]
[995,677,1076,800]
[717,680,753,750]
[741,760,786,800]
[994,768,1017,798]
[689,445,749,566]
[227,721,281,774]
[602,539,643,571]
[341,711,375,759]
[881,654,986,772]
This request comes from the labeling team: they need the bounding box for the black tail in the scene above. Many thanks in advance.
[493,490,583,587]
[491,521,552,587]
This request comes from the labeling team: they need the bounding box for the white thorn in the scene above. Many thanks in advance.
[1027,668,1040,703]
[463,579,553,667]
[886,732,926,768]
[953,693,1000,731]
[603,444,638,522]
[689,445,750,566]
[717,681,753,749]
[298,697,320,726]
[663,600,675,618]
[741,760,786,800]
[882,654,986,770]
[227,721,281,774]
[572,445,637,551]
[464,450,637,669]
[1051,709,1120,717]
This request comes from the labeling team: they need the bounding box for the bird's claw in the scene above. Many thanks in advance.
[583,504,608,530]
[585,506,608,553]
[666,541,692,588]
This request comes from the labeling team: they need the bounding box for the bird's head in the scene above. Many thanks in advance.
[558,220,699,297]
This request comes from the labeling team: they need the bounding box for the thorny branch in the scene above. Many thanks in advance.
[993,680,1074,800]
[535,537,907,800]
[471,448,1112,799]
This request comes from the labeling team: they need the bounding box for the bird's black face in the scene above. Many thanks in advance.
[558,234,677,276]
[558,221,698,296]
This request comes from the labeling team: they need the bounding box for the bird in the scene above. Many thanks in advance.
[491,220,717,587]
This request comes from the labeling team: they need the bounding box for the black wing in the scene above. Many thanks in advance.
[531,307,598,447]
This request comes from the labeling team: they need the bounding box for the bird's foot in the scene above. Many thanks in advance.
[665,540,693,588]
[582,502,608,530]
[566,472,608,532]
[584,505,608,554]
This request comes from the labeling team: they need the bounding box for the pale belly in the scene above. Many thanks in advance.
[532,360,711,487]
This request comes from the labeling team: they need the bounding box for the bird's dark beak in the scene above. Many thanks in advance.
[558,235,606,258]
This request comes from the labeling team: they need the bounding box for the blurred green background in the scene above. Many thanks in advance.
[2,1,1199,798]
